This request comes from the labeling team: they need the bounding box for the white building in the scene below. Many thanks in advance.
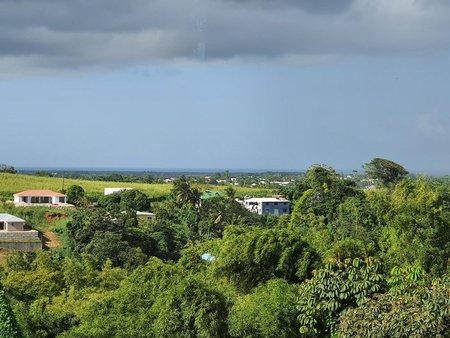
[243,197,290,215]
[104,187,132,195]
[136,211,154,220]
[0,213,26,231]
[0,213,42,250]
[14,190,67,205]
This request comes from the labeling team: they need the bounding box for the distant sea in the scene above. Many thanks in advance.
[16,167,306,177]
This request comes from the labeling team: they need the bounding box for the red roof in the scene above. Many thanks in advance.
[14,190,66,197]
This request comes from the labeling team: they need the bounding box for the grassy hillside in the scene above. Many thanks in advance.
[0,173,273,200]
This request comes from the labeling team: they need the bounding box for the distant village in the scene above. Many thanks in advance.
[0,185,292,252]
[20,167,380,189]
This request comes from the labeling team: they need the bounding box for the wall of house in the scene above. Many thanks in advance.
[52,196,66,204]
[14,195,66,204]
[5,222,25,231]
[13,196,23,203]
[260,202,290,215]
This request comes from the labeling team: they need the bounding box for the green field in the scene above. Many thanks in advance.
[0,173,274,200]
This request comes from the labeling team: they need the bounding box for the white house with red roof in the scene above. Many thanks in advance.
[14,190,68,205]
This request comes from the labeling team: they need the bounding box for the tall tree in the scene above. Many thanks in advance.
[172,176,200,207]
[290,165,359,225]
[66,185,86,206]
[363,158,408,186]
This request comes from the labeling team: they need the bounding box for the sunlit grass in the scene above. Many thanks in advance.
[0,173,274,200]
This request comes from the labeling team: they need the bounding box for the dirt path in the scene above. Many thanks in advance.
[42,231,62,248]
[0,248,10,265]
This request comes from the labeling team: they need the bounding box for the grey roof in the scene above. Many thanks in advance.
[0,213,26,223]
[244,197,290,203]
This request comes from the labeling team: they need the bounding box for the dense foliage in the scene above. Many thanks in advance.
[66,185,86,206]
[0,286,23,338]
[2,161,450,337]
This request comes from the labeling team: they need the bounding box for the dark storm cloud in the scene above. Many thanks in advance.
[1,0,450,73]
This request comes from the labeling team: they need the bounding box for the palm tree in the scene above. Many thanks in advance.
[172,176,200,207]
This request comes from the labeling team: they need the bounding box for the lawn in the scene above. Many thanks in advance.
[0,173,274,200]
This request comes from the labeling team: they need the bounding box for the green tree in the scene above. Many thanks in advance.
[150,276,228,338]
[66,208,123,257]
[229,279,300,338]
[66,185,86,206]
[339,271,450,337]
[82,231,131,267]
[64,258,182,337]
[98,189,150,213]
[197,195,255,239]
[130,220,190,261]
[119,189,151,212]
[290,165,360,225]
[3,251,64,303]
[0,286,23,338]
[296,258,385,336]
[363,158,408,186]
[214,225,318,291]
[377,178,450,274]
[172,176,200,207]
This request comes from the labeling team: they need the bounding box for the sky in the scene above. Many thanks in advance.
[1,0,450,173]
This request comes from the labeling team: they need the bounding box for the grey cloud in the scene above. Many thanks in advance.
[1,0,450,74]
[222,0,356,14]
[415,114,449,138]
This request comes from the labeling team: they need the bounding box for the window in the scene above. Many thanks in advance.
[0,222,4,230]
[59,197,65,203]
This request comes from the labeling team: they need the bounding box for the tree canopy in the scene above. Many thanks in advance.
[363,158,409,185]
[2,160,450,337]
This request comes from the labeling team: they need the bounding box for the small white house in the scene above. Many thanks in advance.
[0,213,26,231]
[0,213,42,250]
[14,190,67,205]
[118,211,154,221]
[104,187,132,195]
[136,211,154,220]
[243,197,290,215]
